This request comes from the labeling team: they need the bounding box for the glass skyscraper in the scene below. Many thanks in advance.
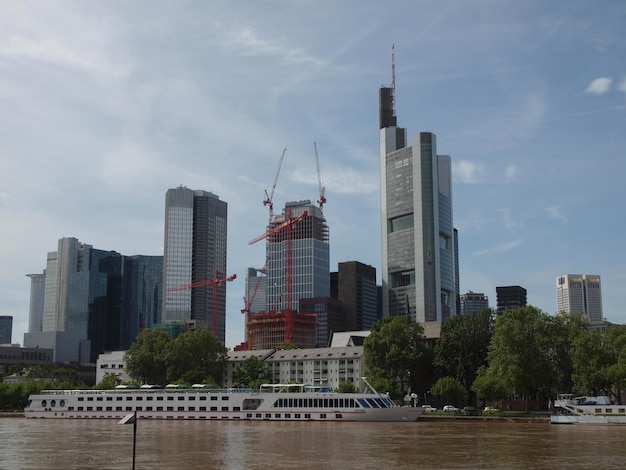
[556,274,603,325]
[162,186,229,341]
[265,200,329,313]
[379,87,458,322]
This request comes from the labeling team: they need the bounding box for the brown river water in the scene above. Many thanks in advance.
[1,417,625,469]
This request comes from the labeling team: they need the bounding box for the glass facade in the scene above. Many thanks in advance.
[162,187,229,341]
[265,201,329,313]
[380,127,457,322]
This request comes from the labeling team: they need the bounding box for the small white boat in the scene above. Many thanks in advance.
[25,379,423,423]
[551,393,626,424]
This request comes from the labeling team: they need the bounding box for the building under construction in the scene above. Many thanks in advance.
[246,200,330,349]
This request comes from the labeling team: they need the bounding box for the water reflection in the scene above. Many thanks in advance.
[1,418,625,469]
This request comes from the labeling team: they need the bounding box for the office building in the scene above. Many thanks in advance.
[265,200,330,312]
[379,84,458,323]
[334,261,378,331]
[0,316,13,344]
[162,186,229,342]
[496,286,527,314]
[556,274,603,325]
[459,291,489,315]
[26,237,163,362]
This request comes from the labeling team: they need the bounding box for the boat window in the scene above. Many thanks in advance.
[59,400,65,407]
[357,399,369,408]
[320,414,326,419]
[41,400,47,408]
[367,399,380,408]
[50,400,56,408]
[335,414,342,419]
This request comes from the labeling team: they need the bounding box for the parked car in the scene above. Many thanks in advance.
[463,406,481,416]
[443,405,459,412]
[421,405,437,412]
[483,406,499,414]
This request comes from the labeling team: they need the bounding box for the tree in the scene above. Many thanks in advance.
[94,372,121,390]
[430,376,465,404]
[471,366,509,407]
[364,316,427,397]
[124,328,170,385]
[164,330,228,385]
[336,381,357,393]
[434,308,494,399]
[233,356,271,388]
[485,306,557,410]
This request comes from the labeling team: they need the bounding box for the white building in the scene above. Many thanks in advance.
[556,274,603,325]
[96,350,132,385]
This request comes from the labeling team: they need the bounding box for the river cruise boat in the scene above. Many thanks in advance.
[550,393,626,425]
[25,381,423,422]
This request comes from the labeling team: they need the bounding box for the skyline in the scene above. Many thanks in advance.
[1,1,625,349]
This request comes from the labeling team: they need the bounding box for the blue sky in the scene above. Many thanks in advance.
[1,1,625,349]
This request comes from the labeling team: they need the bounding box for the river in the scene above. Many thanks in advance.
[1,417,625,469]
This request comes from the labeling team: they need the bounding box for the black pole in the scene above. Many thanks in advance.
[132,411,137,470]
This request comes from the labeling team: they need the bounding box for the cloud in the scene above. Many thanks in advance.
[585,77,613,95]
[546,206,566,222]
[452,160,484,183]
[473,239,524,256]
[617,79,626,95]
[498,208,522,231]
[504,165,518,179]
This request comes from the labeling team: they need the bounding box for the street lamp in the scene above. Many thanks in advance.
[118,411,137,470]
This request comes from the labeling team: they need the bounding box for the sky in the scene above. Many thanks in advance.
[1,0,625,349]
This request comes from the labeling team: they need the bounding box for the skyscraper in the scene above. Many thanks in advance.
[0,316,12,344]
[496,286,527,314]
[459,291,489,315]
[162,186,229,341]
[335,261,378,331]
[556,274,603,325]
[379,86,457,323]
[265,200,330,312]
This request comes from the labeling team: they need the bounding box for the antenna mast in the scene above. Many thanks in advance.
[391,43,396,118]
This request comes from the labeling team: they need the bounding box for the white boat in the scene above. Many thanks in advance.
[25,380,423,422]
[550,393,626,424]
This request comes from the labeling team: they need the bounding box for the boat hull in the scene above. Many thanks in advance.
[25,389,423,423]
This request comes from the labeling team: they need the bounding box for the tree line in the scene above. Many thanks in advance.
[363,306,626,409]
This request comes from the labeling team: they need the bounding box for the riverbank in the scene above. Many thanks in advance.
[420,414,549,423]
[0,412,24,418]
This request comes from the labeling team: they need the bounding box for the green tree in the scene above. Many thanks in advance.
[124,328,170,385]
[430,376,465,404]
[336,381,357,393]
[233,356,271,388]
[570,325,612,395]
[364,316,427,396]
[434,308,494,399]
[485,306,556,410]
[93,372,121,390]
[164,330,228,385]
[471,366,509,407]
[605,324,626,402]
[275,342,298,350]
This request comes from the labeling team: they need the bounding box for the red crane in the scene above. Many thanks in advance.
[263,148,286,223]
[248,210,308,343]
[168,269,237,337]
[314,142,326,211]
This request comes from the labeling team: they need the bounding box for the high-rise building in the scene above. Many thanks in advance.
[265,200,329,312]
[556,274,603,325]
[379,86,457,323]
[459,291,489,316]
[0,316,13,344]
[335,261,378,331]
[162,186,229,341]
[496,286,527,314]
[26,237,163,362]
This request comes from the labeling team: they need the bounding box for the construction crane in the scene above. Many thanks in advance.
[248,210,308,343]
[263,148,286,223]
[241,258,268,314]
[314,142,326,211]
[168,270,237,337]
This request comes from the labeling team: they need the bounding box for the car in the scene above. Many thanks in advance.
[421,405,437,412]
[443,405,459,412]
[463,406,481,416]
[483,406,498,414]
